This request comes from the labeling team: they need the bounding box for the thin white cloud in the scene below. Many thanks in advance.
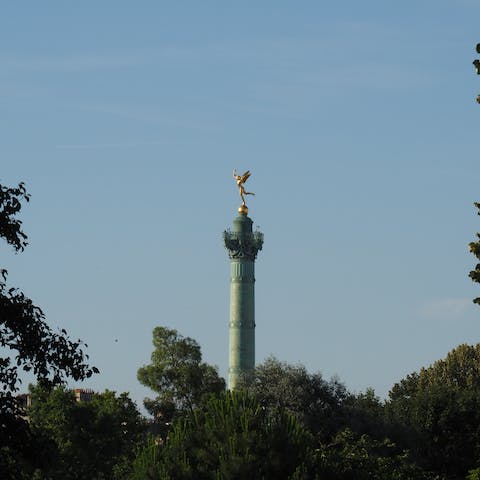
[55,142,137,150]
[55,140,165,150]
[73,103,220,131]
[0,45,210,73]
[0,52,146,72]
[418,298,472,320]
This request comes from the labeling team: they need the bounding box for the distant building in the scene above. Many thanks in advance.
[16,388,95,410]
[16,393,32,410]
[74,388,94,403]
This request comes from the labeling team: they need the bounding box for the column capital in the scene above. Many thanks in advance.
[223,214,263,261]
[223,229,263,260]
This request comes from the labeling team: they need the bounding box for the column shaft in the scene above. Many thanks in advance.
[228,259,255,389]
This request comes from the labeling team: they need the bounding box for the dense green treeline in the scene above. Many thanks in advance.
[12,386,146,479]
[130,340,480,479]
[10,333,480,479]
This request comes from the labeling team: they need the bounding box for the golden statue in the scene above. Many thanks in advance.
[233,169,255,212]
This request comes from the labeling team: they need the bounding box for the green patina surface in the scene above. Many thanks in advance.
[223,214,263,390]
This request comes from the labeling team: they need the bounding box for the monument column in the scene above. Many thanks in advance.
[223,171,263,390]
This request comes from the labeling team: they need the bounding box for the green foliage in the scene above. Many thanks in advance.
[341,388,391,441]
[137,326,225,432]
[249,356,348,439]
[131,391,312,480]
[131,391,433,480]
[0,181,97,477]
[469,202,480,305]
[0,269,96,394]
[386,344,480,478]
[467,467,480,480]
[131,349,434,479]
[306,428,435,480]
[129,436,164,480]
[390,343,480,398]
[28,384,147,479]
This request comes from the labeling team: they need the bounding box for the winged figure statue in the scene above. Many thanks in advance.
[233,169,255,205]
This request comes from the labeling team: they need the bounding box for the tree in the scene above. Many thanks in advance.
[27,384,146,479]
[137,326,225,433]
[249,357,395,445]
[304,428,435,480]
[469,202,480,305]
[389,344,480,397]
[130,391,312,480]
[131,392,433,480]
[341,388,391,441]
[386,344,480,478]
[248,356,348,439]
[0,182,97,476]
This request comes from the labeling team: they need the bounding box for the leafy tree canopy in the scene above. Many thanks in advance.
[387,344,480,478]
[0,181,97,476]
[28,384,146,480]
[389,343,480,400]
[137,326,225,428]
[306,428,435,480]
[249,356,348,438]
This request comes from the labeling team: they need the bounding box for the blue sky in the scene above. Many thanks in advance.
[1,1,479,411]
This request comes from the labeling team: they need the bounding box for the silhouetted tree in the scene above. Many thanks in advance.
[473,43,480,103]
[0,182,97,477]
[469,202,480,305]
